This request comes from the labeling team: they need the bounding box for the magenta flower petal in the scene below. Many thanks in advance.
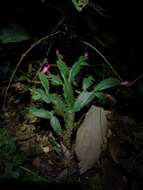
[84,52,89,57]
[56,49,59,55]
[41,64,52,73]
[120,81,130,86]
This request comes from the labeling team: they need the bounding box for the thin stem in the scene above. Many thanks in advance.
[63,112,75,149]
[83,41,122,81]
[3,31,63,110]
[20,166,35,175]
[33,16,66,80]
[127,73,143,87]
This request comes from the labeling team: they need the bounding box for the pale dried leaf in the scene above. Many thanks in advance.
[75,105,108,174]
[60,142,71,159]
[42,146,50,153]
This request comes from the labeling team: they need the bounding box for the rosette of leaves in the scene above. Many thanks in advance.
[29,51,120,148]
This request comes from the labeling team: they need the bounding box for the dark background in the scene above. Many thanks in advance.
[0,0,142,80]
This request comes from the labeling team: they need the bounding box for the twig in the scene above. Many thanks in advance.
[83,41,122,81]
[35,16,66,76]
[20,166,35,175]
[127,73,143,87]
[3,31,63,110]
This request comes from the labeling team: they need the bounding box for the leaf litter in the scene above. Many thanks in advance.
[1,79,143,189]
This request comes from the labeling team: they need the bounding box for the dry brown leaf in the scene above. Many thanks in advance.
[75,105,108,174]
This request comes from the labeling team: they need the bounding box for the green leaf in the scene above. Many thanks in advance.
[30,88,43,101]
[38,72,49,93]
[28,107,53,119]
[63,81,74,105]
[56,53,69,81]
[17,75,28,81]
[71,0,89,12]
[0,23,30,44]
[82,76,95,91]
[94,78,120,91]
[48,73,63,85]
[48,94,66,115]
[30,88,51,104]
[69,55,88,82]
[73,91,95,112]
[50,116,62,135]
[94,92,107,101]
[0,128,16,154]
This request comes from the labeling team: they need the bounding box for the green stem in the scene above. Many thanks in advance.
[62,111,75,149]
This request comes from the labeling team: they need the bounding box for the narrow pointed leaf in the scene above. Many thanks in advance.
[73,91,95,112]
[82,76,95,91]
[38,72,49,93]
[63,81,74,105]
[29,107,53,119]
[94,78,120,91]
[56,54,69,81]
[69,56,88,82]
[48,73,63,85]
[50,116,62,135]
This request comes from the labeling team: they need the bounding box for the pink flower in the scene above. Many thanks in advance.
[41,64,52,73]
[56,49,60,55]
[84,52,89,57]
[120,81,130,87]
